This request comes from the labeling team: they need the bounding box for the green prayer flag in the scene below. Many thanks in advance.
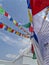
[32,52,37,59]
[23,22,31,28]
[0,7,5,14]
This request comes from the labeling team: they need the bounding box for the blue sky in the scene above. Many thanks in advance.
[0,0,31,61]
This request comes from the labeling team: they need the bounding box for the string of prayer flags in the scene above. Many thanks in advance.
[4,12,30,35]
[0,7,30,35]
[27,0,37,59]
[27,0,39,43]
[0,7,34,34]
[27,0,34,33]
[0,22,30,38]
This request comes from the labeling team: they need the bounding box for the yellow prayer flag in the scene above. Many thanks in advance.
[7,27,12,32]
[28,9,33,22]
[13,20,17,25]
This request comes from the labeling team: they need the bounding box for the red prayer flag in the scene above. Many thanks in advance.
[4,12,8,17]
[16,23,18,26]
[31,44,34,53]
[30,0,49,15]
[11,29,14,33]
[0,24,4,28]
[29,26,34,32]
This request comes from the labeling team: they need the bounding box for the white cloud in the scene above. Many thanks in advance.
[0,32,31,47]
[22,38,31,45]
[0,30,31,61]
[0,4,2,6]
[6,54,17,59]
[0,64,5,65]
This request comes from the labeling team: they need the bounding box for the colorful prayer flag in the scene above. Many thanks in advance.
[27,0,31,9]
[28,9,33,22]
[0,7,5,14]
[23,22,31,28]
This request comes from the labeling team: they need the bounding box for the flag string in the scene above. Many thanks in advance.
[0,22,30,38]
[0,7,30,35]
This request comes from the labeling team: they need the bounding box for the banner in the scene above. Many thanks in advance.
[30,1,49,65]
[30,0,49,15]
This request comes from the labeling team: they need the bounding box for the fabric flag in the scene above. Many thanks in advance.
[0,22,4,28]
[28,9,33,22]
[0,22,30,38]
[31,44,34,53]
[29,26,34,32]
[30,0,49,15]
[23,22,31,28]
[7,27,12,32]
[33,52,37,59]
[27,0,31,9]
[30,32,39,47]
[0,7,5,14]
